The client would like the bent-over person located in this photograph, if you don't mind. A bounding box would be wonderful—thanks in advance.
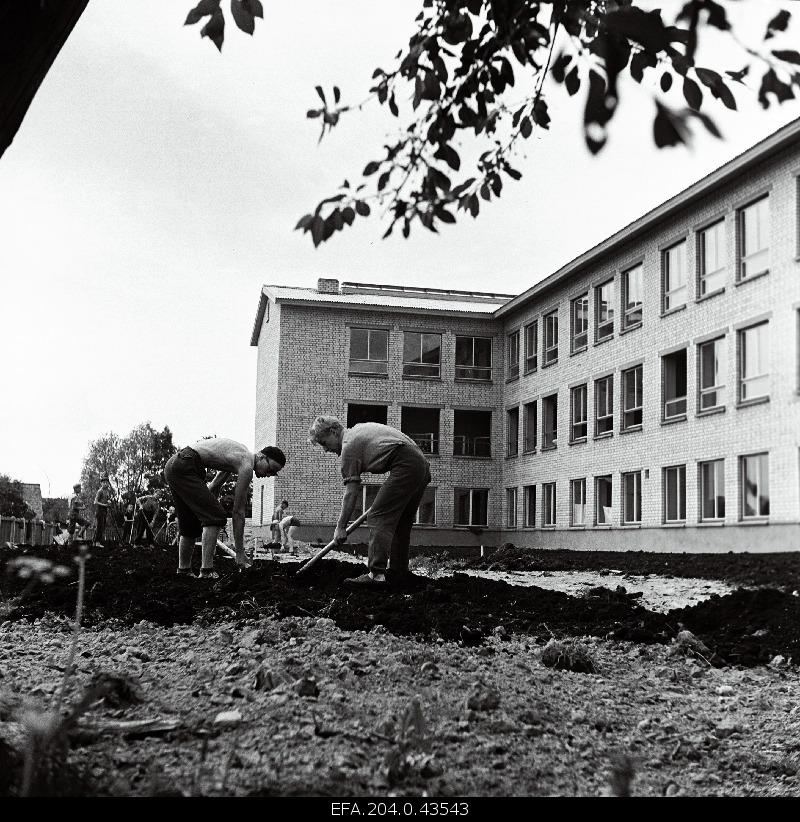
[164,437,285,579]
[93,477,113,547]
[308,416,431,588]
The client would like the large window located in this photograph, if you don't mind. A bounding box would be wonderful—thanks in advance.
[571,294,589,353]
[454,488,489,526]
[595,375,613,436]
[507,330,520,380]
[698,337,726,411]
[571,478,586,526]
[699,220,726,296]
[347,403,388,427]
[453,410,492,457]
[663,465,686,523]
[622,264,643,330]
[524,320,538,373]
[622,365,643,430]
[699,460,725,522]
[740,453,769,519]
[523,401,537,452]
[455,336,492,381]
[663,240,688,312]
[542,482,556,526]
[595,475,613,525]
[523,485,536,527]
[543,311,558,365]
[506,407,519,457]
[351,484,381,521]
[415,487,437,525]
[595,280,614,341]
[542,393,557,449]
[349,327,388,375]
[570,384,587,442]
[738,322,769,402]
[403,332,441,378]
[505,487,518,528]
[662,349,687,420]
[400,406,440,455]
[739,197,770,280]
[622,471,641,524]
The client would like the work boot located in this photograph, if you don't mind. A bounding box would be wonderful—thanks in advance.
[198,568,220,580]
[343,572,386,588]
[176,567,195,578]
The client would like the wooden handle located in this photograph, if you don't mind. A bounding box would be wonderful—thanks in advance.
[295,509,371,577]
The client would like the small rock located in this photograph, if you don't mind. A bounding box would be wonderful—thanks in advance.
[716,685,735,697]
[493,626,508,639]
[570,709,587,723]
[715,720,740,739]
[370,625,387,635]
[213,710,242,727]
[253,667,275,692]
[769,655,787,668]
[129,648,151,662]
[637,718,651,731]
[225,662,245,677]
[294,676,320,698]
[466,681,500,712]
[664,782,682,797]
[420,661,439,676]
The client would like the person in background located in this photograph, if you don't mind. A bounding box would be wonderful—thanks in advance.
[67,482,90,545]
[271,499,288,546]
[93,476,113,547]
[133,490,161,547]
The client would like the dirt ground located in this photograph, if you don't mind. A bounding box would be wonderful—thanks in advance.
[2,542,800,797]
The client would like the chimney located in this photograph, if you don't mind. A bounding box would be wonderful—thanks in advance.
[317,278,340,294]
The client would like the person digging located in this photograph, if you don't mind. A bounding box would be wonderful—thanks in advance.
[164,437,285,579]
[308,415,431,588]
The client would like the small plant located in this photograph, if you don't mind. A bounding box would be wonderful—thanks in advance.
[383,697,433,786]
[540,638,596,674]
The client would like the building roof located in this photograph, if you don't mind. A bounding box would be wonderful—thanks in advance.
[495,115,800,318]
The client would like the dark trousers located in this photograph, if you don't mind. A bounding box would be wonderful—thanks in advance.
[122,518,134,544]
[95,507,107,543]
[366,444,431,574]
[134,512,157,545]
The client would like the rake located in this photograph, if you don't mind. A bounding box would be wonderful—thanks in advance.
[295,508,371,577]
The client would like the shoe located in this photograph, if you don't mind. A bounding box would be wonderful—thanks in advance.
[176,567,195,578]
[343,573,386,588]
[198,568,220,580]
[94,542,104,548]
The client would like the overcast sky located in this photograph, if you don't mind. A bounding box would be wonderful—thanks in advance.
[2,1,800,498]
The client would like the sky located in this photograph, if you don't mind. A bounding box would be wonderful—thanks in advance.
[2,1,800,498]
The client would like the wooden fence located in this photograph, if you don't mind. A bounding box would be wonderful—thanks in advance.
[0,517,59,546]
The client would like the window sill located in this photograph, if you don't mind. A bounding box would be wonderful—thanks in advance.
[739,518,770,526]
[453,455,494,461]
[735,269,769,287]
[620,425,642,435]
[696,287,725,303]
[594,524,613,530]
[594,431,614,441]
[506,375,520,385]
[661,415,687,427]
[697,406,726,418]
[541,525,556,530]
[568,438,587,446]
[454,378,493,385]
[505,453,519,460]
[541,358,558,369]
[414,523,438,528]
[522,448,537,455]
[569,525,586,530]
[619,323,642,336]
[521,526,537,531]
[698,520,725,527]
[348,371,389,379]
[662,522,686,528]
[402,375,442,382]
[570,346,587,357]
[523,366,538,376]
[541,445,557,452]
[736,396,770,410]
[660,304,687,319]
[453,525,489,530]
[594,334,613,347]
[620,523,641,529]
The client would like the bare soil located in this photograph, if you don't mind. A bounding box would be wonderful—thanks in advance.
[2,543,800,797]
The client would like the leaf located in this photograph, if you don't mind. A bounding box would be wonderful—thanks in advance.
[772,50,800,66]
[341,207,355,226]
[230,0,254,35]
[682,77,703,110]
[388,93,398,117]
[306,109,321,118]
[660,72,673,92]
[377,171,391,192]
[551,52,571,84]
[294,214,313,231]
[244,0,263,19]
[726,65,749,84]
[468,195,479,217]
[315,86,326,104]
[433,144,461,171]
[200,8,225,51]
[435,206,456,224]
[653,102,688,148]
[602,7,672,53]
[565,66,580,96]
[363,161,380,176]
[310,216,325,247]
[520,116,532,138]
[504,165,522,181]
[185,0,220,26]
[690,110,722,139]
[765,9,790,40]
[334,86,341,104]
[355,201,371,217]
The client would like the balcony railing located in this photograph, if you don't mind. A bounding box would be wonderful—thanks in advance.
[453,435,491,458]
[405,432,439,454]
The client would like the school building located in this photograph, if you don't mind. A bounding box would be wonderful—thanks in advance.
[251,117,800,552]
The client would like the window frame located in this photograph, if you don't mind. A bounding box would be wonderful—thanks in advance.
[621,365,643,431]
[571,293,589,353]
[523,485,536,528]
[738,322,769,403]
[506,406,520,457]
[740,452,769,520]
[662,348,688,421]
[523,400,537,453]
[542,482,557,527]
[622,471,642,525]
[506,329,521,381]
[595,475,613,526]
[402,331,442,379]
[622,264,643,331]
[453,487,489,527]
[570,478,586,527]
[570,383,588,443]
[505,487,518,529]
[698,460,725,522]
[454,335,493,382]
[698,336,726,413]
[543,311,559,365]
[738,196,770,282]
[698,219,726,297]
[542,393,558,450]
[594,374,614,436]
[595,279,615,342]
[663,464,687,524]
[524,320,538,373]
[662,239,688,313]
[348,327,389,376]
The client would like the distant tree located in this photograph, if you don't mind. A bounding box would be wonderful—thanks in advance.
[0,474,35,519]
[42,497,69,524]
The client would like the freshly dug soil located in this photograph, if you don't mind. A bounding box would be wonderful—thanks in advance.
[2,544,800,667]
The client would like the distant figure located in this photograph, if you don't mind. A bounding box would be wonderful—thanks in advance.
[271,499,288,544]
[67,483,89,544]
[93,476,113,547]
[133,490,161,547]
[122,501,135,545]
[279,513,302,555]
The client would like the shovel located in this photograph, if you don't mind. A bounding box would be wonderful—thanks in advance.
[295,508,371,577]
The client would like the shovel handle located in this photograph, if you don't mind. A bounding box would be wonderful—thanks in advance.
[295,508,371,576]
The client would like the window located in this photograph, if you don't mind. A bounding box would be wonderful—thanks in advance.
[523,401,537,452]
[507,330,520,380]
[524,320,538,372]
[523,485,536,527]
[403,332,441,378]
[455,336,492,381]
[699,220,726,296]
[349,328,388,375]
[543,311,558,364]
[401,406,440,455]
[542,394,557,449]
[595,279,614,341]
[738,323,769,402]
[698,337,726,411]
[622,365,643,430]
[454,488,489,527]
[571,478,586,526]
[622,264,643,330]
[542,482,556,526]
[595,375,613,436]
[415,487,436,525]
[662,349,687,420]
[595,475,613,525]
[699,460,725,521]
[740,453,769,519]
[506,487,518,528]
[622,472,641,524]
[453,410,492,457]
[663,240,688,312]
[571,294,589,352]
[570,384,587,442]
[663,465,686,523]
[506,407,519,457]
[739,197,770,280]
[352,484,381,521]
[347,403,388,427]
